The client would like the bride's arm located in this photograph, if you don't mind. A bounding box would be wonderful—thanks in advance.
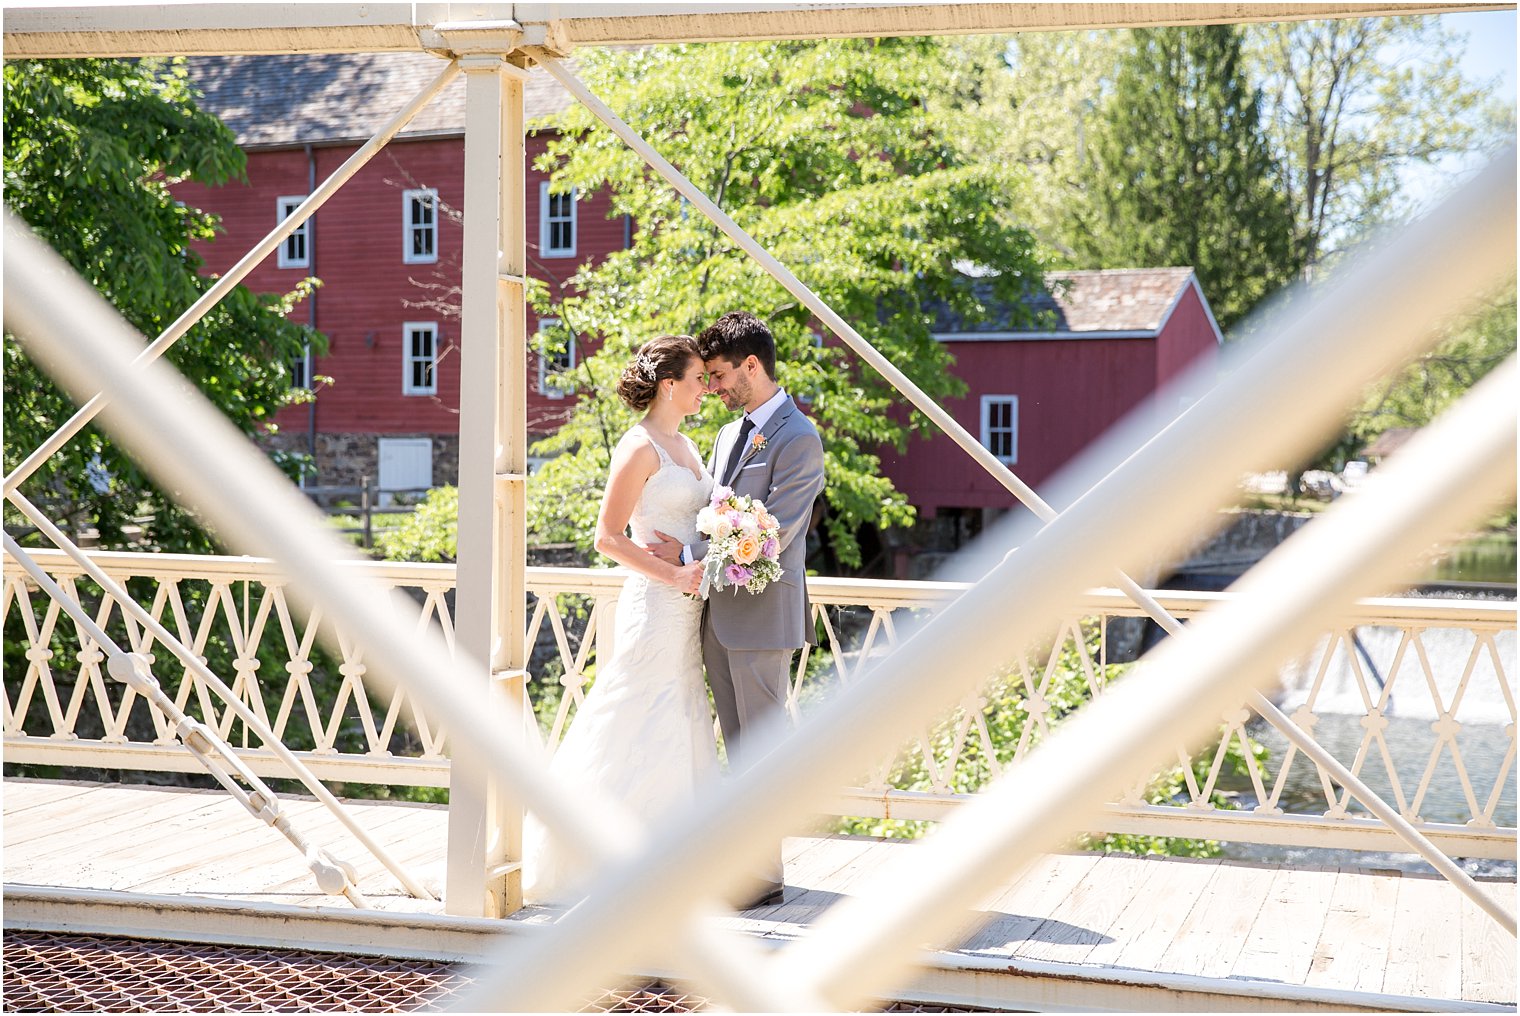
[595,435,702,592]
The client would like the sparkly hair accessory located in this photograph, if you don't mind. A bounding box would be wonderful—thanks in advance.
[635,353,658,380]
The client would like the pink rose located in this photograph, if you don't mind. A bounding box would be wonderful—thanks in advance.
[725,563,752,586]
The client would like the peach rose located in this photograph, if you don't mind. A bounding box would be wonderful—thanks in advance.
[733,534,761,565]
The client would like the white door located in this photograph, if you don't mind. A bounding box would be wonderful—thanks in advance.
[377,437,432,506]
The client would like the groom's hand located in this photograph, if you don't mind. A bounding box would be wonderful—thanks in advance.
[644,530,684,565]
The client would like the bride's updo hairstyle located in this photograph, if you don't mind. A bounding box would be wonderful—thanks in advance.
[616,334,700,411]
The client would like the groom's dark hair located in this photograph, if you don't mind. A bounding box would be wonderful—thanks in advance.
[698,311,776,380]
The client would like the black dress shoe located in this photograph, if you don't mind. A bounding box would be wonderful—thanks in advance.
[740,885,785,910]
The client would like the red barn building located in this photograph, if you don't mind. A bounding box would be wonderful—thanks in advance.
[886,268,1222,565]
[175,52,612,495]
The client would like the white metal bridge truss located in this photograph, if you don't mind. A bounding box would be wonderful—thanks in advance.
[2,3,1515,1011]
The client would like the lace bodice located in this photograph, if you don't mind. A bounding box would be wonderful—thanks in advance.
[628,433,712,546]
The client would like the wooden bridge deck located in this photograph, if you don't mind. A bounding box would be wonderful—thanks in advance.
[3,779,1513,1011]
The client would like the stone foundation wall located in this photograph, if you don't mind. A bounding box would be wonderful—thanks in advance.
[257,431,460,497]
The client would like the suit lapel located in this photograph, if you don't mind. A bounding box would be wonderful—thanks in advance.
[733,398,795,475]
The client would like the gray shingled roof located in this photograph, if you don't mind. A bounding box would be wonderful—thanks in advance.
[933,267,1199,336]
[186,52,575,148]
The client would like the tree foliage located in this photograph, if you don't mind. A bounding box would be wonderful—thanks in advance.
[835,618,1264,853]
[526,38,1046,568]
[1068,26,1302,331]
[982,31,1125,262]
[1347,279,1517,453]
[3,57,322,552]
[1246,16,1516,275]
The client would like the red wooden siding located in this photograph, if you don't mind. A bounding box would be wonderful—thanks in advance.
[1155,279,1221,391]
[173,133,621,441]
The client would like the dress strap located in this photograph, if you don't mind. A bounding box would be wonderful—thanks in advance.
[645,432,674,466]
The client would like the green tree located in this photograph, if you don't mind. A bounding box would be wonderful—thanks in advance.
[1069,26,1302,331]
[527,38,1046,569]
[3,57,323,553]
[1246,16,1515,276]
[970,31,1126,262]
[1347,279,1516,454]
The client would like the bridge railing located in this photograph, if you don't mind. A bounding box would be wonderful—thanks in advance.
[6,547,1512,858]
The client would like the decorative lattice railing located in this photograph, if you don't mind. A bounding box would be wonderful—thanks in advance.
[4,548,1514,856]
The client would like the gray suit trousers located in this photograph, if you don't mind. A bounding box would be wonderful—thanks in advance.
[703,618,791,889]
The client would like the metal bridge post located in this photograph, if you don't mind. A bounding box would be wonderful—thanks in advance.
[445,51,529,919]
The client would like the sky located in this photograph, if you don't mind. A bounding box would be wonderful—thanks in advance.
[1407,9,1518,207]
[1453,9,1517,96]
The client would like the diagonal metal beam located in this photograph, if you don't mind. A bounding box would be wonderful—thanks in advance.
[3,531,376,909]
[3,57,461,498]
[1,209,826,1013]
[533,51,1514,925]
[3,487,435,902]
[776,358,1519,1010]
[3,206,599,907]
[453,148,1515,1010]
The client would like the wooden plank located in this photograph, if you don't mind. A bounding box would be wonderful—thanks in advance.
[1460,879,1517,1004]
[959,851,1105,958]
[122,798,430,898]
[1014,852,1167,966]
[4,791,242,879]
[254,803,446,896]
[760,836,900,929]
[1382,872,1463,1000]
[1231,863,1338,986]
[1303,865,1396,994]
[267,819,453,910]
[4,782,223,851]
[1155,858,1280,979]
[1091,854,1220,972]
[0,778,108,817]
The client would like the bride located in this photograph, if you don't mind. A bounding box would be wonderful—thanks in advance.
[522,334,717,904]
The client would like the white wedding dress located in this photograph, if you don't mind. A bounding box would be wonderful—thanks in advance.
[521,433,718,905]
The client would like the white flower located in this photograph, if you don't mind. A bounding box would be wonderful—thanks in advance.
[737,512,757,532]
[697,506,719,535]
[712,515,734,540]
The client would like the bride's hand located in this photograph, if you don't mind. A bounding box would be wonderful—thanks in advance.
[673,561,703,595]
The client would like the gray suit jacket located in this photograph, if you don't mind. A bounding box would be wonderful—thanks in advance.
[698,396,826,650]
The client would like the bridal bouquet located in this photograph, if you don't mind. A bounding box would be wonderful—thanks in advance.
[695,485,782,598]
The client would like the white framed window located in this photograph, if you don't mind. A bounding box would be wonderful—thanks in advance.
[535,317,575,398]
[539,182,577,258]
[277,196,310,268]
[403,187,438,264]
[402,322,438,395]
[980,395,1018,465]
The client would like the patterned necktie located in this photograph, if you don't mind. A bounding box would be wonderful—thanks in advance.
[722,416,755,485]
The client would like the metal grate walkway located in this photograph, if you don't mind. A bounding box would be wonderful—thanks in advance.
[1,931,987,1013]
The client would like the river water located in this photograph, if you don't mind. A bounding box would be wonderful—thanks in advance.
[1219,619,1517,877]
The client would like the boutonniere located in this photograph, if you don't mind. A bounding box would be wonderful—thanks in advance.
[749,433,768,454]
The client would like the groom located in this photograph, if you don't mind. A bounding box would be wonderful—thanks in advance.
[649,310,826,910]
